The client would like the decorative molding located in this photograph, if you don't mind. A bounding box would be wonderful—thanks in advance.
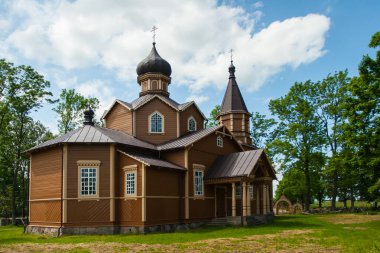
[122,165,138,171]
[192,163,206,169]
[148,110,165,134]
[77,160,101,166]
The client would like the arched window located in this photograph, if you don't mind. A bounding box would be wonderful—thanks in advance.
[188,116,197,132]
[216,135,223,147]
[149,111,164,133]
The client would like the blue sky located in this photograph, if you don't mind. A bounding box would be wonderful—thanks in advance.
[1,0,378,190]
[1,0,378,132]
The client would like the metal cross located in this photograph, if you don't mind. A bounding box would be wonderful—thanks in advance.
[151,26,158,43]
[229,49,234,62]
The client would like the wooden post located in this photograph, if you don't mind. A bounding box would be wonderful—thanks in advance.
[62,144,68,223]
[232,182,236,217]
[263,184,267,214]
[242,181,247,217]
[247,183,251,216]
[142,164,146,222]
[185,149,189,219]
[256,185,260,215]
[109,144,115,222]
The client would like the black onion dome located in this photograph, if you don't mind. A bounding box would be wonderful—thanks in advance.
[136,43,172,77]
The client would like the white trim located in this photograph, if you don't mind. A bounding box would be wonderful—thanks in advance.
[78,165,100,199]
[118,150,150,166]
[187,116,197,132]
[180,101,207,120]
[148,111,165,134]
[193,164,205,198]
[217,135,223,148]
[125,170,137,197]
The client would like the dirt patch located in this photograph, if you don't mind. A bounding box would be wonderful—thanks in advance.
[321,214,380,224]
[0,229,341,253]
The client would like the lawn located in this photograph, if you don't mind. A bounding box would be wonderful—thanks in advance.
[0,214,379,252]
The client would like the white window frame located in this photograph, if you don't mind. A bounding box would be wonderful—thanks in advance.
[249,184,253,199]
[193,164,205,198]
[148,111,164,134]
[217,135,223,147]
[123,165,138,197]
[77,160,101,199]
[236,185,241,198]
[187,116,197,132]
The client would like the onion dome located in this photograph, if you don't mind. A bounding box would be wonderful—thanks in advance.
[136,42,172,77]
[83,106,95,126]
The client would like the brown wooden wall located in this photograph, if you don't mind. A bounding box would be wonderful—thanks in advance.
[105,103,132,134]
[30,146,62,225]
[162,150,185,167]
[116,153,143,226]
[180,104,204,136]
[146,166,185,225]
[66,144,111,225]
[135,98,177,144]
[187,133,242,220]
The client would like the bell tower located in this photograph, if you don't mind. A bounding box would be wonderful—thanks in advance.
[217,60,252,145]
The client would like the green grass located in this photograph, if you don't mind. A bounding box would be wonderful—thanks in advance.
[0,214,379,252]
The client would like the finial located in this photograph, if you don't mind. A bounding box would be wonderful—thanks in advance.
[151,25,158,44]
[229,48,234,62]
[83,106,95,126]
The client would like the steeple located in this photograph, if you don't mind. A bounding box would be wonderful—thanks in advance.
[217,60,252,145]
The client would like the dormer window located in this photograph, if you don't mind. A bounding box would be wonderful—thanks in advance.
[188,116,197,132]
[217,136,223,147]
[149,111,164,133]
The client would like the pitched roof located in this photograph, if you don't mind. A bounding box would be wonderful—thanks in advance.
[26,125,156,153]
[219,61,249,115]
[102,95,206,119]
[117,150,185,171]
[205,149,276,180]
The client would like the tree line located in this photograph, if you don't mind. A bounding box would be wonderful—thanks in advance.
[0,60,99,224]
[208,32,379,211]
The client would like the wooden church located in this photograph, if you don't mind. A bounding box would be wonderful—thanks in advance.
[26,42,276,235]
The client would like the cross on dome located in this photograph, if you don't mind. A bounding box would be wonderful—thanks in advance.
[151,25,158,43]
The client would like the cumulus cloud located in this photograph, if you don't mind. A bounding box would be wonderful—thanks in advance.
[186,95,209,105]
[1,0,330,98]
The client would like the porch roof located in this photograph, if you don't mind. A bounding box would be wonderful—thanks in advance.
[205,149,276,180]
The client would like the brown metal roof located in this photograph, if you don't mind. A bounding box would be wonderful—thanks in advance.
[117,150,185,171]
[157,125,222,150]
[27,125,156,153]
[205,149,275,180]
[219,61,249,115]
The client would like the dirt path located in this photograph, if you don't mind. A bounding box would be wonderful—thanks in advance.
[320,214,380,224]
[0,229,341,253]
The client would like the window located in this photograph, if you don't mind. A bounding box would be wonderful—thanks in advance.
[194,170,204,196]
[217,136,223,147]
[236,185,241,198]
[188,116,197,132]
[149,111,164,133]
[77,160,100,198]
[249,184,253,199]
[125,171,136,196]
[80,168,97,196]
[123,165,137,197]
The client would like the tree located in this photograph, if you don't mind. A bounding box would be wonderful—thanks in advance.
[269,81,326,211]
[206,105,221,127]
[341,31,380,207]
[313,70,351,210]
[0,59,53,223]
[250,112,276,149]
[53,89,99,134]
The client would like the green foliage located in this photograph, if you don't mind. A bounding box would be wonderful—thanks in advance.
[250,112,276,149]
[53,89,99,134]
[275,169,305,203]
[206,105,221,127]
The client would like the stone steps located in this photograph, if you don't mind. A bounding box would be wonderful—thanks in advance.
[207,217,227,226]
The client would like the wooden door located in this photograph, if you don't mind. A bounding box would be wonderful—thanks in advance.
[216,187,226,217]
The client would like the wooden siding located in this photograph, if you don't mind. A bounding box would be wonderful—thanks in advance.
[134,98,177,144]
[161,150,185,167]
[105,103,132,134]
[66,144,111,224]
[30,147,62,200]
[116,153,143,226]
[146,166,185,224]
[187,133,242,220]
[30,200,61,224]
[180,104,204,136]
[30,147,62,225]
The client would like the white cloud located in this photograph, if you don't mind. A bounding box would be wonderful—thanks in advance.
[2,0,330,99]
[253,1,264,9]
[186,95,209,105]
